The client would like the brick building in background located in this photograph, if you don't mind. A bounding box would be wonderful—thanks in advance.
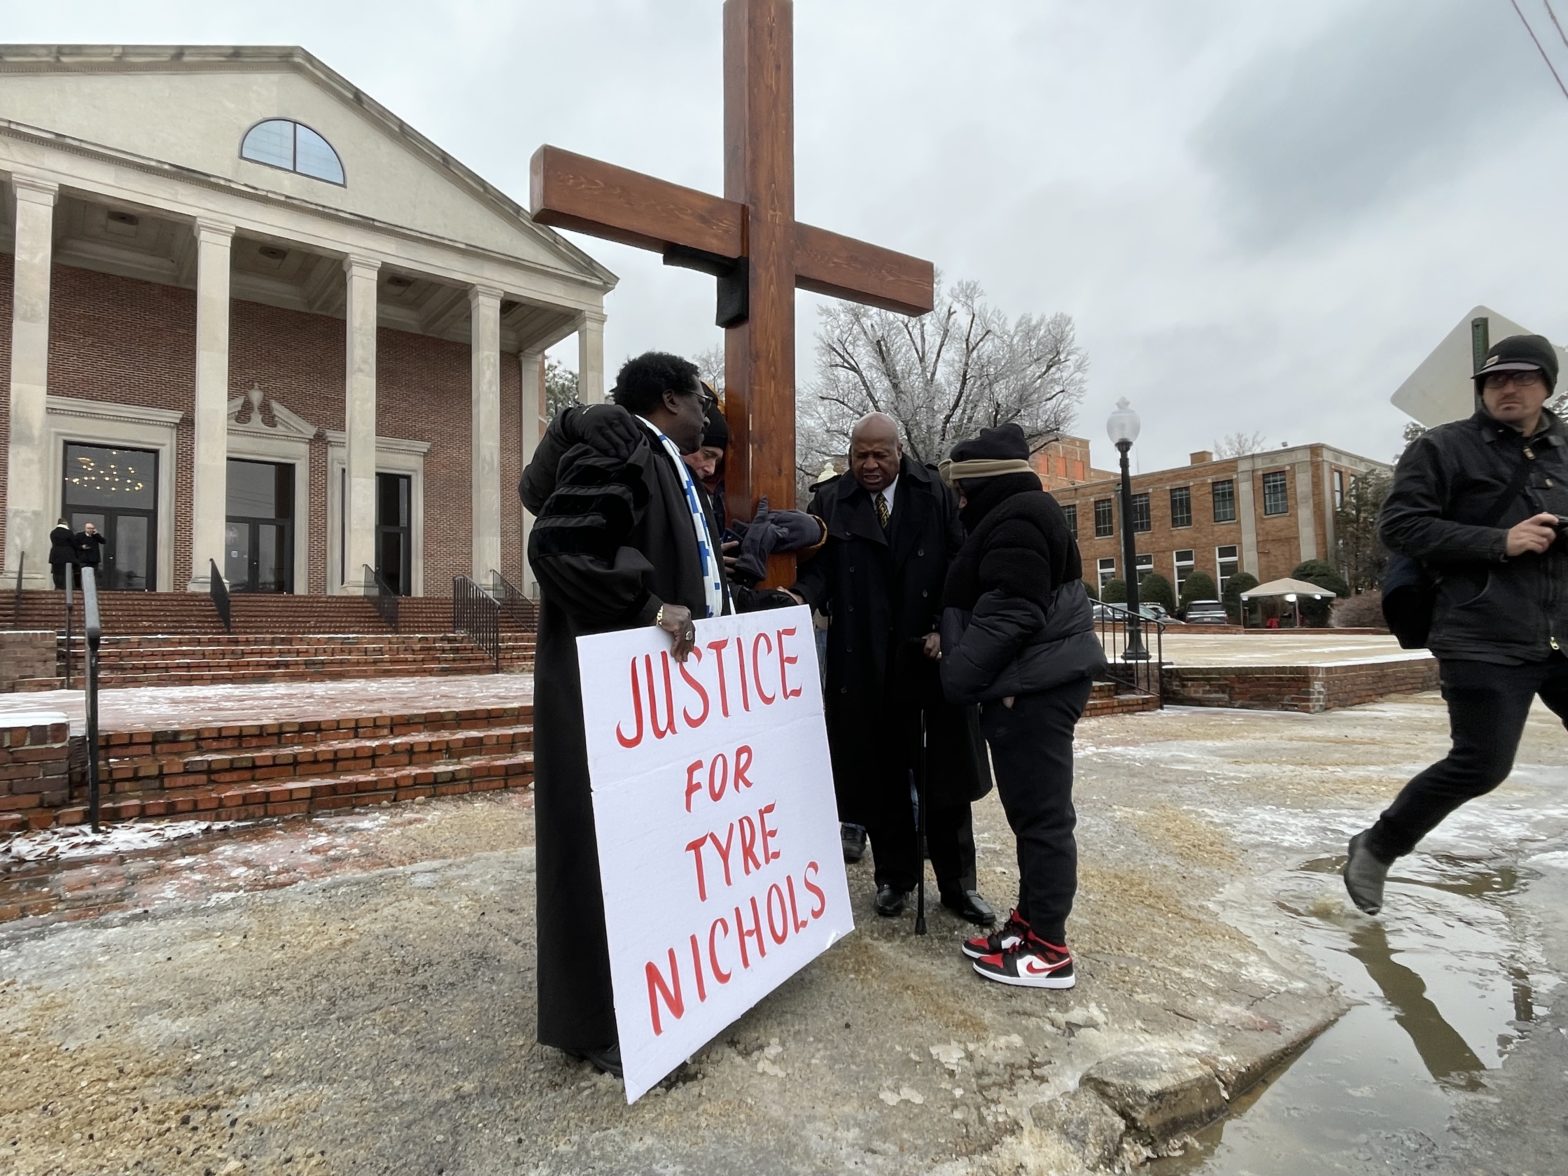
[1034,436,1390,598]
[1,45,615,597]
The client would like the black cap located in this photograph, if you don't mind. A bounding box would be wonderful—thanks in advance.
[1475,334,1559,392]
[701,406,729,450]
[949,422,1030,464]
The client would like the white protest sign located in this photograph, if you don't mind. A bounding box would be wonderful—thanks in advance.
[577,604,853,1103]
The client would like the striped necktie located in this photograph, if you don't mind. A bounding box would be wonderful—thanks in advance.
[875,492,890,530]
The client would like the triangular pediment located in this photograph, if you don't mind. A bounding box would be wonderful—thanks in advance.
[0,46,613,286]
[229,387,316,440]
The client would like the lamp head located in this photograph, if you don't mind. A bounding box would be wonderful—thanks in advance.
[1106,397,1141,448]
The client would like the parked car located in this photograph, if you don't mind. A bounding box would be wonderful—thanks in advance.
[1183,599,1229,625]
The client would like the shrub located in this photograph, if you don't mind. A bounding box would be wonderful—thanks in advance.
[1178,571,1218,615]
[1083,577,1099,600]
[1291,559,1349,627]
[1139,572,1176,613]
[1102,578,1127,603]
[1332,590,1389,630]
[1223,572,1259,622]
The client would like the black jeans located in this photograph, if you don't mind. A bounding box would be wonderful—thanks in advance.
[979,676,1093,945]
[1369,654,1568,859]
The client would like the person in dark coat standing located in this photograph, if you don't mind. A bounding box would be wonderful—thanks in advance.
[790,412,995,925]
[49,519,77,590]
[938,424,1106,989]
[74,522,106,584]
[521,351,725,1079]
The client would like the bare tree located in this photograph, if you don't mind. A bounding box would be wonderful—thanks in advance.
[544,358,579,416]
[692,344,725,396]
[796,277,1089,474]
[1212,431,1268,458]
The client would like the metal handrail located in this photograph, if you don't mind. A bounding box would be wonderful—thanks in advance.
[364,564,400,631]
[453,575,501,671]
[81,566,104,832]
[488,569,535,626]
[63,570,75,690]
[208,559,232,634]
[1093,601,1167,705]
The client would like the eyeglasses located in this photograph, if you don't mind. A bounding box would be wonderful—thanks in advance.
[696,388,718,412]
[1482,370,1545,390]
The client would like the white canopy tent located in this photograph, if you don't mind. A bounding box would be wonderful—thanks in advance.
[1239,577,1337,628]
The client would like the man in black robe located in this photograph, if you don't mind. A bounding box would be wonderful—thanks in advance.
[790,412,995,925]
[521,351,723,1078]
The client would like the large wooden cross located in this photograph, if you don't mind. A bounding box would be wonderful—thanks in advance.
[530,0,934,569]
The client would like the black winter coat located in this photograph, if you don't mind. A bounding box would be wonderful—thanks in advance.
[939,487,1105,704]
[1380,408,1568,664]
[74,530,105,567]
[49,525,76,568]
[794,458,991,807]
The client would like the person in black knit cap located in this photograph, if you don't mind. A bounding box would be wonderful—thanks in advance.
[938,423,1105,988]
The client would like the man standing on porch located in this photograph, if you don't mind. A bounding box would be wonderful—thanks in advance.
[521,351,725,1079]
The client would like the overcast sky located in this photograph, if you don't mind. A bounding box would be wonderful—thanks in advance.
[7,0,1568,471]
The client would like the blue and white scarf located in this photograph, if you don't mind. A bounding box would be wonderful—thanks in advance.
[636,416,727,619]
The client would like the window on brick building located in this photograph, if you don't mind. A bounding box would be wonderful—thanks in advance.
[1098,557,1116,590]
[1170,486,1192,528]
[1213,479,1237,523]
[1094,498,1114,537]
[1174,549,1194,598]
[1333,469,1346,509]
[1217,544,1239,591]
[1062,504,1077,535]
[1262,470,1289,515]
[1134,554,1153,587]
[1131,492,1151,533]
[241,119,346,185]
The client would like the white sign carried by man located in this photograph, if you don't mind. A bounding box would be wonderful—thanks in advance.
[577,604,853,1102]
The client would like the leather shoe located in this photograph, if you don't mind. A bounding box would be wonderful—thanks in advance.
[874,883,910,917]
[940,889,996,926]
[564,1042,623,1078]
[840,822,867,864]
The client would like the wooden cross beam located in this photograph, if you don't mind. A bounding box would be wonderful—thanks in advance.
[530,0,934,566]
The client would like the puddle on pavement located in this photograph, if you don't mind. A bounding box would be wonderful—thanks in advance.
[1151,852,1540,1175]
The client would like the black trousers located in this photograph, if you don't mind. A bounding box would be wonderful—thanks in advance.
[865,791,977,898]
[1369,654,1568,859]
[978,677,1092,945]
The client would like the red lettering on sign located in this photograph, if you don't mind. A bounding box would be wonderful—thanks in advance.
[777,626,803,699]
[803,860,826,919]
[615,658,644,748]
[678,645,711,728]
[757,801,779,864]
[646,947,683,1037]
[751,631,776,704]
[684,833,711,901]
[705,638,733,717]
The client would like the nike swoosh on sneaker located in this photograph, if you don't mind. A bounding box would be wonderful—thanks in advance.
[1023,956,1069,976]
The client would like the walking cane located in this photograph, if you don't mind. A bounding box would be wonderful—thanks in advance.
[914,707,928,935]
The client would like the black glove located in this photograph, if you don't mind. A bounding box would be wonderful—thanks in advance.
[732,499,774,586]
[766,509,824,552]
[560,403,642,461]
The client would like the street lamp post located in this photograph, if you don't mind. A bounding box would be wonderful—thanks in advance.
[1106,398,1149,661]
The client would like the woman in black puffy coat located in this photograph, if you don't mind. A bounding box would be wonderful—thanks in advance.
[938,424,1105,989]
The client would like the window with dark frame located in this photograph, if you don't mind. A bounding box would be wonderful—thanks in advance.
[1063,504,1077,535]
[1217,544,1239,591]
[1097,556,1116,588]
[1094,498,1114,537]
[1334,469,1346,509]
[1262,470,1289,515]
[1170,486,1192,528]
[1174,549,1194,597]
[1131,492,1151,533]
[1213,479,1237,523]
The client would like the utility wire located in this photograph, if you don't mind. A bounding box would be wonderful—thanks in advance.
[1544,0,1568,50]
[1509,0,1568,102]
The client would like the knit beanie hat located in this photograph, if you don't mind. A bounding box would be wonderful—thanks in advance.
[1474,334,1559,393]
[702,405,730,450]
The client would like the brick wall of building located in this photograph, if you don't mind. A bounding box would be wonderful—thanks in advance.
[2,255,527,595]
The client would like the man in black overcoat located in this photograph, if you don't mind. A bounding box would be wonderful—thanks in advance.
[791,413,995,925]
[521,351,725,1079]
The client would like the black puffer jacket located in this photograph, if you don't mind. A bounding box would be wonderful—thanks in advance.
[939,476,1106,704]
[1380,408,1568,665]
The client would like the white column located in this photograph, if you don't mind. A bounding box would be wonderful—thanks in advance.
[187,219,235,591]
[518,349,546,595]
[1236,456,1260,575]
[342,255,380,594]
[469,285,503,582]
[577,309,606,404]
[3,176,59,589]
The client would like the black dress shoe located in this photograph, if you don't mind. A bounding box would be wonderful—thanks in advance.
[874,883,910,917]
[940,889,996,926]
[564,1042,623,1078]
[840,823,868,863]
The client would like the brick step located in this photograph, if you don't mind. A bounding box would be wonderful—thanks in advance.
[8,752,535,832]
[89,662,504,689]
[106,724,534,792]
[64,641,516,663]
[64,633,536,652]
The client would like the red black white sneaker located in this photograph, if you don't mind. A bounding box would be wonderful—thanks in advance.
[961,910,1030,960]
[972,933,1075,989]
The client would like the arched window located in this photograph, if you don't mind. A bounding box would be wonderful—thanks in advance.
[240,119,345,185]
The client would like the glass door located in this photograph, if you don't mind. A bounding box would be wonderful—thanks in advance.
[225,459,294,592]
[62,444,159,591]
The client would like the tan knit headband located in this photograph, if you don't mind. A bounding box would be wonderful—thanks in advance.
[937,457,1036,486]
